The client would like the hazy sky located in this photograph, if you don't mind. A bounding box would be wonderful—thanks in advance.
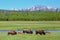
[0,0,60,9]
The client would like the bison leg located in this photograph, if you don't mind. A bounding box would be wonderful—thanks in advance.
[31,31,33,34]
[39,33,42,35]
[23,31,25,33]
[27,31,33,34]
[8,33,11,35]
[36,32,39,34]
[42,32,46,35]
[23,31,26,33]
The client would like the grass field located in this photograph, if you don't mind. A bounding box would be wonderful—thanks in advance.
[0,21,60,40]
[0,32,60,40]
[0,21,60,30]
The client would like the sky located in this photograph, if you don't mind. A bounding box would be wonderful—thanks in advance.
[0,0,60,10]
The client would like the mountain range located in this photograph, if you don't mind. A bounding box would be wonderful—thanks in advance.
[9,5,60,12]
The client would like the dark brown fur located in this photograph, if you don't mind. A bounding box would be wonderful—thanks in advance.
[8,30,17,35]
[23,29,33,34]
[35,30,46,35]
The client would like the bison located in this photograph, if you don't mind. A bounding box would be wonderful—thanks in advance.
[35,30,46,35]
[8,30,17,35]
[23,29,33,34]
[18,32,23,34]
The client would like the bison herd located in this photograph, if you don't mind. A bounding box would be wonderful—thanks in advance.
[8,29,50,35]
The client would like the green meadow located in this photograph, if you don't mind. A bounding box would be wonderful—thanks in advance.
[0,21,60,40]
[0,21,60,30]
[0,32,60,40]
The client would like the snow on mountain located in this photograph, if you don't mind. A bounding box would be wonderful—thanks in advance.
[8,5,60,12]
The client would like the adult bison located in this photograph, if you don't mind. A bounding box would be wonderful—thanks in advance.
[8,30,17,35]
[23,29,33,34]
[35,29,46,35]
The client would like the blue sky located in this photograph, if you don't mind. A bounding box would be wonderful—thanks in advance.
[0,0,60,10]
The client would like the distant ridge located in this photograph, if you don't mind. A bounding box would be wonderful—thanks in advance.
[22,5,60,12]
[0,5,60,12]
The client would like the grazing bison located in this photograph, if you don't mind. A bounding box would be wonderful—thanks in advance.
[35,30,46,35]
[23,29,33,34]
[8,30,17,35]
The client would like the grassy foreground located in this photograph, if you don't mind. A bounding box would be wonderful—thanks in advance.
[0,21,60,30]
[0,32,60,40]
